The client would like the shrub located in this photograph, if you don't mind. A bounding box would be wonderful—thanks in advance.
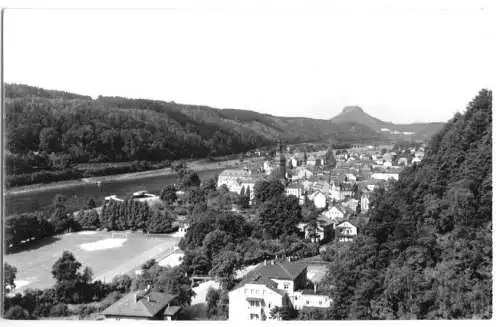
[4,305,31,320]
[49,303,69,317]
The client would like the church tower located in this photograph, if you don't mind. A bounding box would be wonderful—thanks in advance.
[325,144,336,169]
[276,139,282,159]
[279,140,286,180]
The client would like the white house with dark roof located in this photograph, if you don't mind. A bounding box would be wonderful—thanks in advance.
[323,206,345,221]
[335,221,358,242]
[228,261,332,321]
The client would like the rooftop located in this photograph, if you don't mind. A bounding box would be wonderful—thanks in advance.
[233,261,307,293]
[102,291,177,318]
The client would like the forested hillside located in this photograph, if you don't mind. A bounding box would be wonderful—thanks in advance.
[4,83,388,187]
[321,89,492,319]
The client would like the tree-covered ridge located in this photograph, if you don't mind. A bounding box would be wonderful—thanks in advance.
[321,89,492,319]
[5,90,270,164]
[4,83,391,172]
[6,84,92,100]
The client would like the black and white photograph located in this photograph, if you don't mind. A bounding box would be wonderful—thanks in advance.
[0,0,495,322]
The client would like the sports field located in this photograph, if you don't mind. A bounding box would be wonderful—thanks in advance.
[5,231,181,292]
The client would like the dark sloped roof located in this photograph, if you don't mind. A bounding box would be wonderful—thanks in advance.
[232,262,306,295]
[259,262,306,280]
[102,291,177,318]
[238,262,306,285]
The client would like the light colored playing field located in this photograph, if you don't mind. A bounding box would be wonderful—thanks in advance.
[5,231,181,292]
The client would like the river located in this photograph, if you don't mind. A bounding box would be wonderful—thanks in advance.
[4,168,223,216]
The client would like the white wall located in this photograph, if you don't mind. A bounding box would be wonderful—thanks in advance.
[228,284,284,321]
[292,292,333,310]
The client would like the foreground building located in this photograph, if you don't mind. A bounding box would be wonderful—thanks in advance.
[102,288,181,321]
[228,261,332,321]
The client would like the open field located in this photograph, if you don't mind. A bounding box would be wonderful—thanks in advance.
[5,231,181,292]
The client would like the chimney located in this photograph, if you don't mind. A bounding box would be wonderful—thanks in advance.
[314,283,317,294]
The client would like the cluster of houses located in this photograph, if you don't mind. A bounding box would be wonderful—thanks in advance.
[217,142,426,247]
[98,142,426,321]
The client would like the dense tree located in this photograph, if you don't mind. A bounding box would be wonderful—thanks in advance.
[76,209,100,230]
[160,184,178,206]
[4,305,31,320]
[5,213,54,250]
[253,180,285,205]
[321,89,492,320]
[181,172,201,189]
[209,250,241,279]
[270,302,298,320]
[202,230,232,261]
[51,251,82,284]
[4,263,17,293]
[258,195,301,238]
[146,210,175,233]
[181,249,211,276]
[206,287,221,318]
[111,274,133,294]
[50,207,71,234]
[202,178,217,194]
[86,197,97,209]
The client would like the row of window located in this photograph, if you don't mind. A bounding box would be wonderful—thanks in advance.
[244,288,266,295]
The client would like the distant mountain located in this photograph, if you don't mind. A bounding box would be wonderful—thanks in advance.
[330,106,444,141]
[179,105,389,145]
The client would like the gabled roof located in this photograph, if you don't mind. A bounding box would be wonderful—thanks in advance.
[102,291,177,318]
[309,190,327,198]
[336,220,357,229]
[232,261,307,294]
[255,262,306,280]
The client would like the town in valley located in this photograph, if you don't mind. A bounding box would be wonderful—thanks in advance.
[2,4,493,322]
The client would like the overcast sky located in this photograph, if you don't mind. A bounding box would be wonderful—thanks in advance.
[3,2,495,123]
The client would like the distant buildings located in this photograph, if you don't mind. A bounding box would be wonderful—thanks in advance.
[360,193,370,213]
[104,195,124,203]
[131,191,162,206]
[335,221,358,243]
[217,168,260,200]
[307,191,327,210]
[370,173,399,181]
